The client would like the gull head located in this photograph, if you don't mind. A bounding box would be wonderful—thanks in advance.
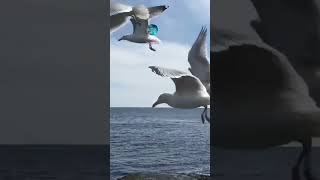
[118,35,131,41]
[152,93,172,108]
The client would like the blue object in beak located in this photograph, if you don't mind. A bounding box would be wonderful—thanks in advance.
[148,24,159,35]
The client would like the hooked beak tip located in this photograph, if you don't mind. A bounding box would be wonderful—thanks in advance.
[152,102,158,108]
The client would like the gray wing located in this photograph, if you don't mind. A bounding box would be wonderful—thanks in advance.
[131,17,148,36]
[110,3,150,34]
[110,1,131,15]
[110,3,166,34]
[110,2,132,33]
[149,66,207,95]
[110,12,131,34]
[188,27,210,91]
[148,5,169,19]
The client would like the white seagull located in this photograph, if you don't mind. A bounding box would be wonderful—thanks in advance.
[212,27,320,180]
[188,27,210,94]
[118,17,161,51]
[110,1,169,34]
[149,66,210,123]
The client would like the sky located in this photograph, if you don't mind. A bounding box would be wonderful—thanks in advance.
[110,0,210,107]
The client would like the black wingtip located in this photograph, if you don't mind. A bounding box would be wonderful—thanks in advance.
[148,66,157,72]
[201,26,207,34]
[196,26,207,41]
[163,5,169,10]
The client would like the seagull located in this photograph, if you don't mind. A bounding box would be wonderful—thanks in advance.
[118,17,161,51]
[188,27,210,94]
[212,27,320,180]
[110,1,169,34]
[149,66,210,123]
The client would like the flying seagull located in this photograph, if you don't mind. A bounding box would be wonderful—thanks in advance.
[110,1,169,34]
[188,27,210,94]
[149,66,210,123]
[212,27,320,180]
[118,17,161,51]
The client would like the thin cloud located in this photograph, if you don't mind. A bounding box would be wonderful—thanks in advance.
[185,0,210,23]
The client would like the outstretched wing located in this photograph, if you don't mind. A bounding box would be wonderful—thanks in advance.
[110,2,167,34]
[110,1,131,15]
[110,12,131,34]
[110,3,150,34]
[130,17,149,36]
[148,5,169,19]
[149,66,207,96]
[110,2,132,33]
[188,27,210,92]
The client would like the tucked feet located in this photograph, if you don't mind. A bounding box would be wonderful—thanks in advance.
[149,43,156,51]
[205,108,210,123]
[201,106,208,124]
[201,111,205,124]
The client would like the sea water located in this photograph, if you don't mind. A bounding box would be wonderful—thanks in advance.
[110,108,210,179]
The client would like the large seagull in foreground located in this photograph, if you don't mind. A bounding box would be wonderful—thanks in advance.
[212,26,320,180]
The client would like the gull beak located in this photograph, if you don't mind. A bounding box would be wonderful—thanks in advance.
[152,101,160,108]
[118,37,123,41]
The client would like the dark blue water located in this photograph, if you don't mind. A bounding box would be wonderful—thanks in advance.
[110,108,210,179]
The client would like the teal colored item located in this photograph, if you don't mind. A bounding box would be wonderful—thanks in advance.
[148,24,159,35]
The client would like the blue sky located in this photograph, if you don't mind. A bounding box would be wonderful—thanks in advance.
[110,0,210,107]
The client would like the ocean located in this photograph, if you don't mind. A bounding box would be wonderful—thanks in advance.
[110,107,210,179]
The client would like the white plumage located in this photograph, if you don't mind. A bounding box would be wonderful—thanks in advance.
[110,1,169,34]
[149,66,210,123]
[188,27,210,94]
